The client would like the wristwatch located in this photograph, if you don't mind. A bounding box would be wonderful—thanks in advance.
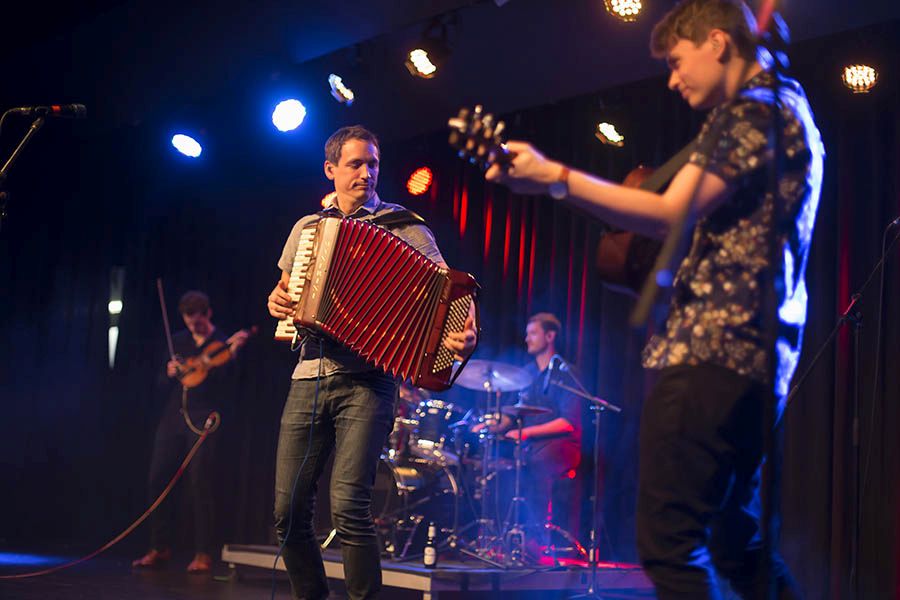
[548,165,570,200]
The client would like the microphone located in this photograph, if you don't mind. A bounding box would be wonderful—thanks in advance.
[8,104,87,118]
[542,354,560,394]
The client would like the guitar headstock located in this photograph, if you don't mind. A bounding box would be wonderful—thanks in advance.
[448,105,512,171]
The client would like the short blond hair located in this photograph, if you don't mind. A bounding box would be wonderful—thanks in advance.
[528,312,562,341]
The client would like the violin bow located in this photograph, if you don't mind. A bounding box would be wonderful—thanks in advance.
[156,278,177,361]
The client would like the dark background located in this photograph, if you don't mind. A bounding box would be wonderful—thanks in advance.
[1,1,899,597]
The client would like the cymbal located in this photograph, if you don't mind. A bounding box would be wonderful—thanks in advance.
[454,359,533,392]
[501,403,551,417]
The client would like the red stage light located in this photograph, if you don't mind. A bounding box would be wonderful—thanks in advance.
[566,469,577,479]
[407,167,433,196]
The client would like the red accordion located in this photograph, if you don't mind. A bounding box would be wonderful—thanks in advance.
[275,216,479,391]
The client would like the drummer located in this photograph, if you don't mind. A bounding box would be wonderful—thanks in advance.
[474,312,582,530]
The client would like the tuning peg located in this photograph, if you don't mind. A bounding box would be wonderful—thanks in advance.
[493,120,506,141]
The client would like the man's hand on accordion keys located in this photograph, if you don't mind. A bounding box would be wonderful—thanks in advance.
[267,276,295,320]
[443,309,477,362]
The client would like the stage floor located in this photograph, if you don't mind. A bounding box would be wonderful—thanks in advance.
[0,545,654,599]
[222,543,654,599]
[0,549,296,600]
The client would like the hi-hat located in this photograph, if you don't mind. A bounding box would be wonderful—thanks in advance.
[501,402,552,417]
[454,359,533,392]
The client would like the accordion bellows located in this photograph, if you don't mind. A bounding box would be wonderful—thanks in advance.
[275,216,479,391]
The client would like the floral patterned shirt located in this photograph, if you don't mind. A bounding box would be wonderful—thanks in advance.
[642,70,825,401]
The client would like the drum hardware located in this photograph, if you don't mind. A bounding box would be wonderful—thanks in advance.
[373,358,602,569]
[446,360,534,567]
[452,359,533,393]
[501,411,529,566]
[409,399,463,466]
[546,357,621,598]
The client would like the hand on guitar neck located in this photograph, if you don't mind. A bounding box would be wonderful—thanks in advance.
[448,105,564,196]
[448,105,670,296]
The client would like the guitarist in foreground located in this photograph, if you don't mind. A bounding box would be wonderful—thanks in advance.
[483,1,823,597]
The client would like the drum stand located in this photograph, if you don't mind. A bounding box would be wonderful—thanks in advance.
[450,387,510,568]
[501,414,527,566]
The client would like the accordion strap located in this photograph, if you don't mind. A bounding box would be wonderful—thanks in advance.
[316,209,428,231]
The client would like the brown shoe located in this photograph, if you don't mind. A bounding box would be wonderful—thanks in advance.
[132,548,172,568]
[186,552,212,573]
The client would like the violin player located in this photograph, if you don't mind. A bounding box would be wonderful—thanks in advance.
[132,290,249,573]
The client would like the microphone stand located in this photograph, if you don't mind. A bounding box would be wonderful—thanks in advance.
[785,222,900,599]
[551,360,620,600]
[0,115,45,232]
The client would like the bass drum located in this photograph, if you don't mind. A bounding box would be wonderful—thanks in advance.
[373,456,459,558]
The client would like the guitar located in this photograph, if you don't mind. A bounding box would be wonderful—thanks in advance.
[448,105,672,296]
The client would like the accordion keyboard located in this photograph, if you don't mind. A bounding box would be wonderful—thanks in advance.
[274,225,317,341]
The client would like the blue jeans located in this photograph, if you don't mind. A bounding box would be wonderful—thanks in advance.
[274,371,396,600]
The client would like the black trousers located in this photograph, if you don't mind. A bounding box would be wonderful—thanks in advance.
[146,404,219,555]
[636,364,800,599]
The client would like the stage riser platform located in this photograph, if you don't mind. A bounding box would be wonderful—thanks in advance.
[222,544,654,599]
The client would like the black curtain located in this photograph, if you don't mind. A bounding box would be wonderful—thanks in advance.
[1,20,898,599]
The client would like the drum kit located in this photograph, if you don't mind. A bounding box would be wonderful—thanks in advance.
[358,359,588,567]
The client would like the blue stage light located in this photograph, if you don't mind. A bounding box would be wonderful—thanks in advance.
[272,99,307,132]
[171,134,202,158]
[0,552,65,566]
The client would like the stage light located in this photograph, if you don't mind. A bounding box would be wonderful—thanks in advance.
[406,48,439,78]
[604,0,642,22]
[272,99,307,132]
[321,191,337,208]
[171,134,202,158]
[109,266,125,369]
[842,64,878,93]
[328,74,355,105]
[406,167,433,196]
[108,326,119,369]
[595,122,625,147]
[405,20,451,80]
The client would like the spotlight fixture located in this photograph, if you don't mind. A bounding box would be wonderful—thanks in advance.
[406,167,433,196]
[405,18,452,79]
[405,47,440,79]
[595,122,625,147]
[171,134,202,157]
[272,99,307,132]
[108,266,125,370]
[604,0,642,22]
[328,74,355,105]
[842,64,878,93]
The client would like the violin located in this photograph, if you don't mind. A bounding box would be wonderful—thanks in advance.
[176,326,257,388]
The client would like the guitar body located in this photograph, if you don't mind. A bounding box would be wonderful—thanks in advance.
[596,166,662,297]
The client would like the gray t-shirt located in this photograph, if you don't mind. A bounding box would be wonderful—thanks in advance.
[277,194,447,380]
